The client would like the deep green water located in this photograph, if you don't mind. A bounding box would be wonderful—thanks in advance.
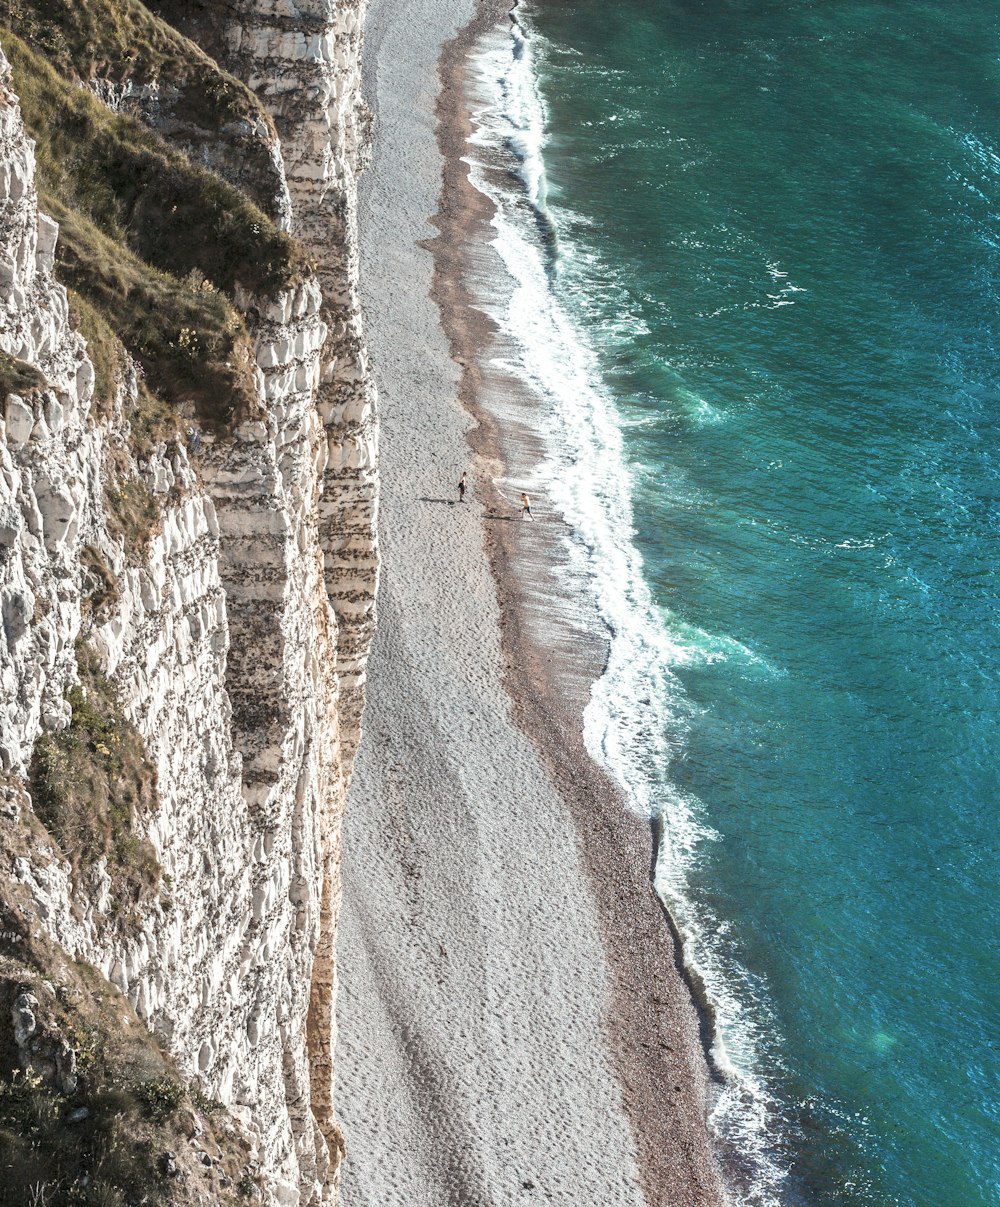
[499,1,1000,1202]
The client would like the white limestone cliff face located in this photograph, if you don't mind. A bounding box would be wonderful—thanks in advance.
[0,2,377,1198]
[0,56,98,772]
[221,0,379,764]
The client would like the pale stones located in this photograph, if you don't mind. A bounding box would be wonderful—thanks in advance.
[266,291,295,325]
[4,396,33,445]
[198,1041,215,1073]
[75,357,95,404]
[35,213,58,276]
[257,339,291,369]
[34,479,78,551]
[40,695,71,731]
[0,499,20,550]
[41,392,63,434]
[1,586,32,647]
[12,991,37,1049]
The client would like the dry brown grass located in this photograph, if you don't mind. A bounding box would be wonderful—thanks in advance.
[0,0,285,220]
[2,29,309,428]
[0,352,46,401]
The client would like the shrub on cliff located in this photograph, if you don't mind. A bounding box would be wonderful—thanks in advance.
[0,937,253,1205]
[46,193,259,428]
[0,352,46,401]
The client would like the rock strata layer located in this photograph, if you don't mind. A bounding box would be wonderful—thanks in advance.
[0,0,376,1200]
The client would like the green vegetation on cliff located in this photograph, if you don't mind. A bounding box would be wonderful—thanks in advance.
[0,351,46,401]
[0,0,285,221]
[29,643,162,924]
[0,755,258,1206]
[4,31,303,299]
[2,28,309,426]
[45,191,258,428]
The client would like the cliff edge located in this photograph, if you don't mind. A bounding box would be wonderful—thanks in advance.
[0,1,376,1203]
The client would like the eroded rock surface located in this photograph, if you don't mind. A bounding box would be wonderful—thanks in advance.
[0,0,377,1198]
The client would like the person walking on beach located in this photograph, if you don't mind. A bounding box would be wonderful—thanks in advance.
[458,472,467,502]
[520,492,533,519]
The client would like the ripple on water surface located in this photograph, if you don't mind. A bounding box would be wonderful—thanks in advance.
[473,1,1000,1202]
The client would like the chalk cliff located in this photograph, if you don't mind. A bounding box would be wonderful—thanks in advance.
[0,1,376,1203]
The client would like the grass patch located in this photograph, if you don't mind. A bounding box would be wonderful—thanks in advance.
[104,474,159,559]
[0,1066,170,1207]
[46,196,259,428]
[3,31,303,299]
[191,1085,225,1118]
[133,1075,184,1122]
[60,292,164,558]
[129,385,176,458]
[66,288,183,454]
[0,351,45,401]
[28,644,161,923]
[65,291,124,414]
[0,0,285,219]
[0,782,254,1204]
[79,545,119,615]
[1,29,309,428]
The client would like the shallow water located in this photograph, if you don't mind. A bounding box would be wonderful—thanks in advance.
[467,1,1000,1203]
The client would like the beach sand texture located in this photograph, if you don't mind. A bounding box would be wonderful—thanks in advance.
[334,1,724,1204]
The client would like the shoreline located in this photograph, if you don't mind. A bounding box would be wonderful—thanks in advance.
[334,0,725,1202]
[427,5,726,1206]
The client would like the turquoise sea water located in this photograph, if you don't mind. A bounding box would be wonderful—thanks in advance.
[475,1,1000,1202]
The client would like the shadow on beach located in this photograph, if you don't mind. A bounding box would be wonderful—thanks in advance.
[418,497,520,522]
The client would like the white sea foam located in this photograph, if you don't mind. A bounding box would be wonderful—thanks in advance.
[466,7,790,1204]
